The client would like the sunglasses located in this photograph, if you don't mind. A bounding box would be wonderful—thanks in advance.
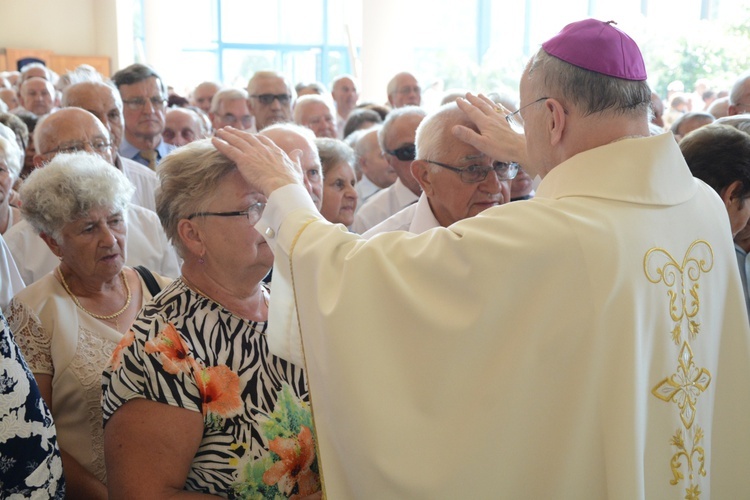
[384,143,416,162]
[250,93,292,106]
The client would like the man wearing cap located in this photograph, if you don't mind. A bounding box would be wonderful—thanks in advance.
[212,19,750,498]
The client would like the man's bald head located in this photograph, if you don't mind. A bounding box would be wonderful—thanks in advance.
[260,123,322,209]
[34,107,113,166]
[63,81,124,150]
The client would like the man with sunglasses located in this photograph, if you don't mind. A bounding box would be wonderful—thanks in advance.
[111,64,175,170]
[363,102,514,237]
[246,71,294,132]
[351,106,426,233]
[213,19,750,498]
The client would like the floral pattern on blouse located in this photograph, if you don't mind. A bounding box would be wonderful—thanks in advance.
[102,279,320,498]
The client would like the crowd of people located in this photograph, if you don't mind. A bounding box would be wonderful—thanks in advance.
[2,17,750,498]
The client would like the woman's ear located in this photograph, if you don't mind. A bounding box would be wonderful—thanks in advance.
[39,232,62,258]
[177,219,205,259]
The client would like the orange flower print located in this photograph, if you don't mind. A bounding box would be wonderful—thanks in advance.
[109,329,135,370]
[263,425,319,498]
[144,323,194,374]
[195,364,243,420]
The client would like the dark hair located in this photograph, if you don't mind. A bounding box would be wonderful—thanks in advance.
[343,108,382,139]
[355,102,390,121]
[680,124,750,200]
[111,63,167,95]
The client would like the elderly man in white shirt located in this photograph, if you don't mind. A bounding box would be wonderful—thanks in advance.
[5,107,179,284]
[364,102,514,237]
[351,126,397,207]
[63,80,159,211]
[351,106,426,233]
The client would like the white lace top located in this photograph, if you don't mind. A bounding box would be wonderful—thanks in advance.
[7,271,171,483]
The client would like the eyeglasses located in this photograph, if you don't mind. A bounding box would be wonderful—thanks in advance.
[384,143,416,162]
[425,159,519,183]
[505,97,551,132]
[42,138,112,156]
[122,96,168,110]
[186,202,266,226]
[397,85,421,95]
[249,94,291,106]
[219,113,253,128]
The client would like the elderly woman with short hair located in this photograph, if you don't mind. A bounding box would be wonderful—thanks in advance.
[7,152,171,499]
[0,133,22,234]
[315,137,358,227]
[102,139,320,499]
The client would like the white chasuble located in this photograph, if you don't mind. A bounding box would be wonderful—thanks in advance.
[258,133,750,499]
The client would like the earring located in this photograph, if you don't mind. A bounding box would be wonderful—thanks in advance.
[198,257,205,264]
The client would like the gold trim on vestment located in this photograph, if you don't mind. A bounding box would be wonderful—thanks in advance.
[289,217,328,499]
[645,240,713,499]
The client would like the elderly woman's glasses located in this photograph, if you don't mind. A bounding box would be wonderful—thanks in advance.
[384,143,416,162]
[42,138,112,156]
[425,160,519,183]
[186,202,266,226]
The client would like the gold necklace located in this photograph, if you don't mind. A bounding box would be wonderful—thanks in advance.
[57,266,132,330]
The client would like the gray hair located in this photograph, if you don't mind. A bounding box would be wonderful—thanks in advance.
[20,152,134,240]
[56,65,103,92]
[156,139,239,256]
[315,138,355,178]
[350,126,382,177]
[295,81,327,95]
[262,121,318,145]
[715,114,750,136]
[111,63,167,96]
[19,62,52,83]
[415,102,469,164]
[293,94,335,123]
[0,134,21,180]
[209,88,249,114]
[527,49,652,117]
[377,105,427,153]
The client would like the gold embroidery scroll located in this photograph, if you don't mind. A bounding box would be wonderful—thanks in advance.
[644,240,713,500]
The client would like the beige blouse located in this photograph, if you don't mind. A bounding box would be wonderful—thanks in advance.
[8,270,172,483]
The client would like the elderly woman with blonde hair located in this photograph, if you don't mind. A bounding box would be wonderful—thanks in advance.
[102,139,320,499]
[7,151,171,498]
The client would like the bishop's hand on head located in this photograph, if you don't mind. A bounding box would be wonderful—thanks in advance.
[212,127,305,197]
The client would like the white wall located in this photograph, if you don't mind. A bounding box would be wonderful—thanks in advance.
[0,0,127,74]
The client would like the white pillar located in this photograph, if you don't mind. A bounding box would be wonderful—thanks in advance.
[360,0,419,104]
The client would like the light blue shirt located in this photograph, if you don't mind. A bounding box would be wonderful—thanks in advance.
[119,136,176,168]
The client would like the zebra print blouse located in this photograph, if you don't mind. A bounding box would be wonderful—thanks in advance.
[102,279,321,498]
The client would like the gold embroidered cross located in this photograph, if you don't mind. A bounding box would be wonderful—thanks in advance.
[652,341,712,429]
